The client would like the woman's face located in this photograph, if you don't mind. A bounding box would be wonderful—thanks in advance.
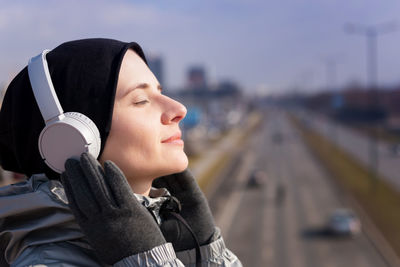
[99,49,188,184]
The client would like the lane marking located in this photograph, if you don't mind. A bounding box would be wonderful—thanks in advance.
[216,149,255,237]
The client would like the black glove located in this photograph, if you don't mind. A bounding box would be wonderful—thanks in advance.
[61,153,166,265]
[153,169,215,251]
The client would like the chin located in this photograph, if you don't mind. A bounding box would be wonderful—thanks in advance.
[162,151,189,176]
[176,153,189,171]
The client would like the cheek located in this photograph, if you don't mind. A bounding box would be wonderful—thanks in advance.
[112,117,159,160]
[127,126,157,159]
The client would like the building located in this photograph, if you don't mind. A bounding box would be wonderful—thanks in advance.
[147,54,164,87]
[187,66,207,91]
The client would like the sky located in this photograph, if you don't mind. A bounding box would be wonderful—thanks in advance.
[0,0,400,96]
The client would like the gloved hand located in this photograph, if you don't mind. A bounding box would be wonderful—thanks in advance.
[61,153,166,265]
[153,169,215,251]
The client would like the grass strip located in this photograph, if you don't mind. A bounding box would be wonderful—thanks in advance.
[193,112,263,192]
[289,114,400,256]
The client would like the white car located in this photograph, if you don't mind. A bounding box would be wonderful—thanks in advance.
[327,209,361,236]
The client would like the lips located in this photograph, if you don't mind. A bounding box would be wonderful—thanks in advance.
[161,132,184,145]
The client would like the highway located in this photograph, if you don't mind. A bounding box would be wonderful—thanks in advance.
[208,108,391,267]
[300,111,400,190]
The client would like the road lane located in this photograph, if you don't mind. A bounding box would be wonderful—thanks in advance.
[209,108,391,267]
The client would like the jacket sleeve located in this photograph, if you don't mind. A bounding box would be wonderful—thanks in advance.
[175,228,243,267]
[11,242,185,267]
[11,242,106,267]
[11,232,240,267]
[113,243,184,267]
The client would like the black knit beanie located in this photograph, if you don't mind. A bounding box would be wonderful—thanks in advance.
[0,38,147,179]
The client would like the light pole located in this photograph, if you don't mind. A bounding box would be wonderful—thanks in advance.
[344,21,397,189]
[325,58,338,143]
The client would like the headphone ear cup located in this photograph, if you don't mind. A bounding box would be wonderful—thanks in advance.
[65,112,101,155]
[38,112,101,173]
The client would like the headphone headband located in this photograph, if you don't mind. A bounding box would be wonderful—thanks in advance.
[28,50,64,122]
[27,50,101,173]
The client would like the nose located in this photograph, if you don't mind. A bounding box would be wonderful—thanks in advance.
[161,97,187,125]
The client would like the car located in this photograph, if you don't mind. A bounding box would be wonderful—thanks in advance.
[327,209,361,236]
[247,170,267,188]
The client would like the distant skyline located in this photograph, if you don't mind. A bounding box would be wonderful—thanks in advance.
[0,0,399,95]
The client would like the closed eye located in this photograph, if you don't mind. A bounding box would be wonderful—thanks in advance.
[134,100,149,105]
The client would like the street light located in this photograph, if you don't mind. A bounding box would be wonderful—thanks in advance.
[344,21,397,190]
[344,21,397,89]
[324,58,339,143]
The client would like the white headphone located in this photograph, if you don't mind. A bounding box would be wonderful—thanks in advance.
[28,50,101,173]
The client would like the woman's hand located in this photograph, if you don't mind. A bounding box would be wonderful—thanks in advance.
[153,170,215,251]
[61,153,166,265]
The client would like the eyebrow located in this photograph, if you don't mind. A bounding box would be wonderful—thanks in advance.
[122,83,162,98]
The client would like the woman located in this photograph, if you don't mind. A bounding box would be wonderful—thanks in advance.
[0,39,242,266]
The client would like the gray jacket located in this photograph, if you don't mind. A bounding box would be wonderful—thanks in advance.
[0,174,242,267]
